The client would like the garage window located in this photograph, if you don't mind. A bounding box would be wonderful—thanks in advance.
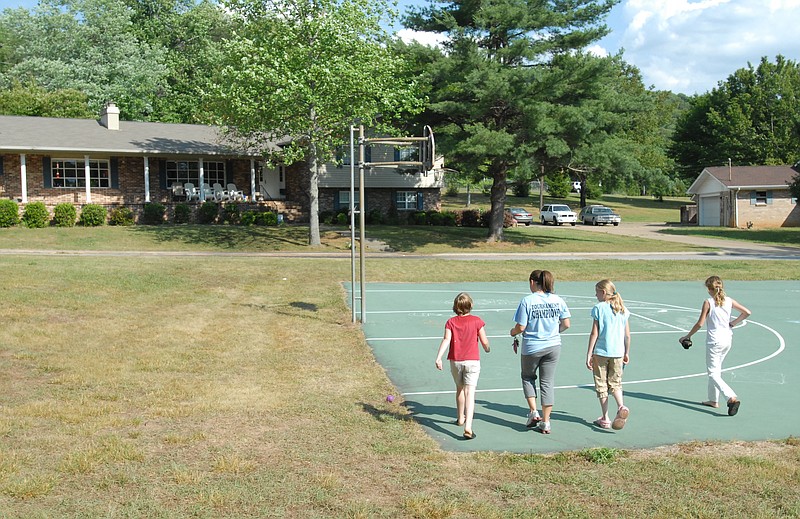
[750,190,772,205]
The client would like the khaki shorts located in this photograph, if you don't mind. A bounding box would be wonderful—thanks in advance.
[592,355,623,398]
[450,360,481,387]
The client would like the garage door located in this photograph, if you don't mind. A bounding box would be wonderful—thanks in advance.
[700,195,721,226]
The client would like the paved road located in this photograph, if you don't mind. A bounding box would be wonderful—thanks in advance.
[0,223,796,260]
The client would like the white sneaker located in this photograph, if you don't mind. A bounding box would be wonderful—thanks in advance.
[537,421,551,434]
[526,411,541,428]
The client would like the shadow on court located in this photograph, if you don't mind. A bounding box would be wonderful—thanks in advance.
[351,280,800,453]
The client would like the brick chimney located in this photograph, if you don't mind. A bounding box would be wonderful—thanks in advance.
[100,103,120,130]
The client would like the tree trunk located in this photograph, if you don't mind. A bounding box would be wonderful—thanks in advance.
[307,140,321,246]
[486,161,508,242]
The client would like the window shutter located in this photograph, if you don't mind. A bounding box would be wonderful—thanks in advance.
[417,191,424,211]
[0,156,4,177]
[43,157,52,188]
[749,191,756,205]
[226,160,234,185]
[394,148,400,162]
[365,146,371,163]
[767,191,773,205]
[159,160,167,189]
[110,158,119,188]
[334,191,340,212]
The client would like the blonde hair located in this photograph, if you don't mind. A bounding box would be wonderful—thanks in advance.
[596,279,626,314]
[452,292,473,315]
[705,275,726,307]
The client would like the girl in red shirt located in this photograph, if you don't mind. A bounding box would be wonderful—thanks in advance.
[435,292,491,440]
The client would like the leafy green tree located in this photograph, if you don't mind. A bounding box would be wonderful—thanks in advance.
[214,0,422,245]
[123,0,234,123]
[671,55,800,181]
[0,0,168,119]
[0,80,92,117]
[404,0,618,241]
[524,52,669,208]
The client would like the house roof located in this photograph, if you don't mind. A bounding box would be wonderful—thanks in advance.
[0,114,262,158]
[687,165,798,194]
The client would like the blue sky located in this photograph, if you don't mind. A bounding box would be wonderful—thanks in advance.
[3,0,800,95]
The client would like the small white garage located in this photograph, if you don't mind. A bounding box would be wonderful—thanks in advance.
[687,165,799,228]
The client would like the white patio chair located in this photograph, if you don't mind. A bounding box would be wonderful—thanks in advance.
[200,183,216,202]
[213,183,230,202]
[227,183,245,201]
[171,183,185,201]
[184,182,199,202]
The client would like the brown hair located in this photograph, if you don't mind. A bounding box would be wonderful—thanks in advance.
[530,270,555,293]
[596,279,626,314]
[705,275,726,307]
[452,292,473,315]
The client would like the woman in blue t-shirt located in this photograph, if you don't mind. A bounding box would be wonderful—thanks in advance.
[510,270,571,434]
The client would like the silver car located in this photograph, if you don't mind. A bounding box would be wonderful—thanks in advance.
[506,207,533,225]
[579,205,621,226]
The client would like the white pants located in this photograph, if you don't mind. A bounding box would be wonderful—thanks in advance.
[706,340,736,403]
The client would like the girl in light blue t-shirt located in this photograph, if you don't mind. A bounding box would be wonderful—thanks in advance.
[586,279,631,431]
[510,270,571,435]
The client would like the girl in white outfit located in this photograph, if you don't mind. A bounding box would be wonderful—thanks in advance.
[679,276,751,416]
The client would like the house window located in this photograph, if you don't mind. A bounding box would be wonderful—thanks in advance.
[166,160,225,186]
[337,146,371,165]
[394,146,419,163]
[51,159,110,188]
[754,191,768,205]
[338,190,359,210]
[395,191,418,211]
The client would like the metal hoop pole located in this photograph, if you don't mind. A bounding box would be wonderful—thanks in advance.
[349,125,356,323]
[358,125,367,323]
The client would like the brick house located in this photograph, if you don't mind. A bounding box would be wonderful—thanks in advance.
[686,165,799,228]
[0,105,444,222]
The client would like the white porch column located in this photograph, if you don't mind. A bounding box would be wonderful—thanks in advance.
[20,154,28,203]
[250,159,256,201]
[144,157,151,203]
[84,155,92,203]
[199,158,205,200]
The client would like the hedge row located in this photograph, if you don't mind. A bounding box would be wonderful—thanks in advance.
[0,201,283,228]
[322,208,517,228]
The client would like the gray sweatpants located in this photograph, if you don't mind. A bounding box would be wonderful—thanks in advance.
[521,345,561,406]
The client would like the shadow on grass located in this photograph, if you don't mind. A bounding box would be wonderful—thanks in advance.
[660,227,800,247]
[366,225,616,252]
[127,224,326,250]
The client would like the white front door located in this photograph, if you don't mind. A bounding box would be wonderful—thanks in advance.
[259,165,285,200]
[700,195,721,226]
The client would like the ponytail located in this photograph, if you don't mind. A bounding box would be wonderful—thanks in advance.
[705,275,726,307]
[530,269,555,293]
[596,279,626,314]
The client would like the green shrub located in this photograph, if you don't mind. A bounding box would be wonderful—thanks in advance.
[142,202,166,225]
[319,211,334,225]
[427,211,457,226]
[410,211,428,225]
[222,203,241,225]
[0,199,20,227]
[459,209,482,227]
[334,212,347,225]
[109,207,135,226]
[173,203,191,224]
[79,204,107,226]
[22,201,49,228]
[197,201,218,224]
[53,203,77,227]
[547,172,571,198]
[240,210,257,226]
[583,180,603,200]
[366,209,384,225]
[512,181,530,197]
[258,212,278,226]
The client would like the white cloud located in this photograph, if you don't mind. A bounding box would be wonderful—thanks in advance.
[599,0,800,94]
[396,28,448,48]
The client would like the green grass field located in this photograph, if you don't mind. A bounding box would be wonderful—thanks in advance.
[0,202,798,517]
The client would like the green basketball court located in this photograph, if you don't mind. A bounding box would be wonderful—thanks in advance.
[348,280,798,453]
